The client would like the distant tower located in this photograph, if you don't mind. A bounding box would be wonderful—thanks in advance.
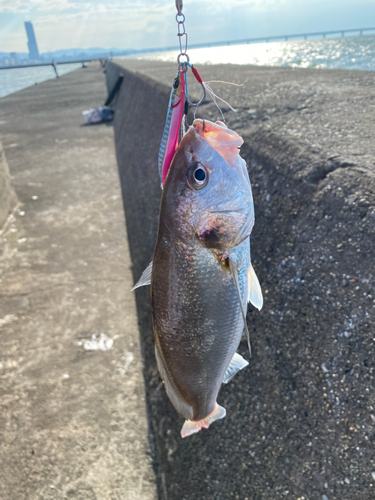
[24,21,40,60]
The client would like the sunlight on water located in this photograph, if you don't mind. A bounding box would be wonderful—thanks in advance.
[0,63,81,98]
[131,35,375,71]
[1,35,374,98]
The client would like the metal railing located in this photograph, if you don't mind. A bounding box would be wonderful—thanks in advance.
[0,58,106,71]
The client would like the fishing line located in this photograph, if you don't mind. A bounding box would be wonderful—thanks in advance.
[204,83,237,121]
[204,80,244,86]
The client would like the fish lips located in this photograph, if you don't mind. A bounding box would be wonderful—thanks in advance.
[196,209,253,250]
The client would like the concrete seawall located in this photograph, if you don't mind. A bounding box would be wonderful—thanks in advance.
[0,65,157,500]
[108,60,375,500]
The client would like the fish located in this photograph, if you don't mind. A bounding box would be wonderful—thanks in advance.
[134,119,262,437]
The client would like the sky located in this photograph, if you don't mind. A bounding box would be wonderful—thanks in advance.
[0,0,375,54]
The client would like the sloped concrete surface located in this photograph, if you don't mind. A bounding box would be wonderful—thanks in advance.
[0,66,157,500]
[108,60,375,500]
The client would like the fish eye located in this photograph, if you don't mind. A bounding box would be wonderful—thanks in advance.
[194,167,206,182]
[187,162,209,190]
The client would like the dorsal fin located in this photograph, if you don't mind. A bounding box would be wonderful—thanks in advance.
[132,261,152,291]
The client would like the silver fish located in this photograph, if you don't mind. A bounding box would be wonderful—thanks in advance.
[134,119,262,437]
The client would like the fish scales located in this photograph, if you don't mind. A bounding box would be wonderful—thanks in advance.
[152,236,249,421]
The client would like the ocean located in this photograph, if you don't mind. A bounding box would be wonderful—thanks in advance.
[0,63,81,99]
[129,35,375,71]
[1,35,374,98]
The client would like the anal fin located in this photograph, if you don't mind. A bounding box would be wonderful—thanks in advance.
[181,403,226,438]
[222,352,249,384]
[132,261,153,291]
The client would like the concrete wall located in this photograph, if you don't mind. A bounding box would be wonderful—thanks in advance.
[107,60,375,500]
[0,142,17,229]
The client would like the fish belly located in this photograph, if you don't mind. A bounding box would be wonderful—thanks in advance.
[152,238,250,421]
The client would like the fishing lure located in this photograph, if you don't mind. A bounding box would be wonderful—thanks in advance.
[158,61,210,186]
[158,70,186,185]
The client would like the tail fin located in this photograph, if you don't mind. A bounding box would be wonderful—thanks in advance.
[180,404,226,438]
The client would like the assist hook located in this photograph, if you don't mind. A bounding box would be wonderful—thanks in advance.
[184,63,206,109]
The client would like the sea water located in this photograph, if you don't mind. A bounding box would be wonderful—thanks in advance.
[130,35,375,71]
[1,35,374,99]
[0,63,81,98]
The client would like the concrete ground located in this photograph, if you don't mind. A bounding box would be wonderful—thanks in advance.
[0,65,157,500]
[108,60,375,500]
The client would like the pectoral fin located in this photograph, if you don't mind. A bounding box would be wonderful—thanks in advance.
[132,261,152,291]
[230,261,252,357]
[222,352,249,384]
[248,263,263,310]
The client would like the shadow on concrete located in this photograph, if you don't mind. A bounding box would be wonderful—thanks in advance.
[80,120,114,127]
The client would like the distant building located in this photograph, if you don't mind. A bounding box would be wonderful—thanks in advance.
[24,21,40,60]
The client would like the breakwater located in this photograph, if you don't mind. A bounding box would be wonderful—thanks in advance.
[107,60,375,500]
[0,65,157,500]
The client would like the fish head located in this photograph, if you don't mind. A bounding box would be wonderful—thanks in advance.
[162,119,254,251]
